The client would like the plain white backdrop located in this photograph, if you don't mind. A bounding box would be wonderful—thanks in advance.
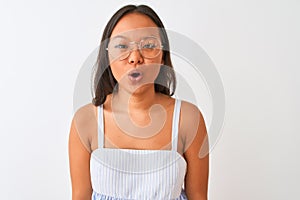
[0,0,299,199]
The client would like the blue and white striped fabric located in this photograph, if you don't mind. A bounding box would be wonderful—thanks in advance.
[90,99,188,200]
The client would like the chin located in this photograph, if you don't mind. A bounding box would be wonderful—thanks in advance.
[121,82,155,96]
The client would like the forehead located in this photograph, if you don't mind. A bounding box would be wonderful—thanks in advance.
[111,13,160,40]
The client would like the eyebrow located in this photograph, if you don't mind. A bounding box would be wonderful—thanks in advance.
[111,34,159,40]
[111,35,127,40]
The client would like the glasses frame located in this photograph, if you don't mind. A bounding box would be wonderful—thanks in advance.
[106,36,164,61]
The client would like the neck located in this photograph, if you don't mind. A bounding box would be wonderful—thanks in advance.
[112,84,159,113]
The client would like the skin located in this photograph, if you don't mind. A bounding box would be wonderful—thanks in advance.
[69,13,209,200]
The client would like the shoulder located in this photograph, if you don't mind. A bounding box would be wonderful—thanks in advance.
[179,99,203,126]
[70,103,99,153]
[179,99,201,116]
[73,103,98,125]
[72,103,98,139]
[178,99,206,151]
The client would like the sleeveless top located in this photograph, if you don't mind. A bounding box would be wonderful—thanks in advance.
[90,99,188,200]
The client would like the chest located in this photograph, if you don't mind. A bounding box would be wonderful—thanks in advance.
[91,106,185,155]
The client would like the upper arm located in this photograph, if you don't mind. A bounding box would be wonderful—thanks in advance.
[181,102,209,200]
[68,117,93,200]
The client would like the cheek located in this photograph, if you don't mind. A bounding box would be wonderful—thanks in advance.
[147,53,163,76]
[146,52,163,65]
[142,63,161,83]
[109,52,164,82]
[139,54,163,82]
[110,62,127,82]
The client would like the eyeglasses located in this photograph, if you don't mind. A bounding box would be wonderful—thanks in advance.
[106,36,163,61]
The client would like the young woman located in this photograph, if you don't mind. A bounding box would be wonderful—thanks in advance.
[69,5,209,200]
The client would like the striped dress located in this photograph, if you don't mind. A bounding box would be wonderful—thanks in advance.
[90,99,188,200]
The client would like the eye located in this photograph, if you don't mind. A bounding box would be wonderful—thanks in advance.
[114,44,128,49]
[142,43,157,49]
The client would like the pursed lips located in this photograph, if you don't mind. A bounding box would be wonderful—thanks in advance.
[128,69,143,82]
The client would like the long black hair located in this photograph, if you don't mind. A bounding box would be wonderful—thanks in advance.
[92,4,176,106]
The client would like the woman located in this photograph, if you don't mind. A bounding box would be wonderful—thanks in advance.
[69,4,209,200]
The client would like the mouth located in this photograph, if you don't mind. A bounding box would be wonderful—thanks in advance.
[128,70,143,82]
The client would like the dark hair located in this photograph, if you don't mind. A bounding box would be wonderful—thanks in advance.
[92,4,176,106]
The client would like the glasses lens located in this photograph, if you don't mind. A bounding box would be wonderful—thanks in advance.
[107,37,130,60]
[140,37,162,58]
[107,37,162,60]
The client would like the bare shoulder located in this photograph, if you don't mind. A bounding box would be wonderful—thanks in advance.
[73,103,98,125]
[180,100,202,116]
[179,99,206,152]
[70,103,99,153]
[180,99,203,128]
[74,103,97,116]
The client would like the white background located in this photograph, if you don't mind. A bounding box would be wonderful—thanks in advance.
[1,0,299,199]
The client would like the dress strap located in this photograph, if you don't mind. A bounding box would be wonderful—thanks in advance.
[171,99,181,152]
[98,100,182,150]
[97,104,104,149]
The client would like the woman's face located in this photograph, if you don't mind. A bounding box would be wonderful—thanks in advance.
[108,13,163,94]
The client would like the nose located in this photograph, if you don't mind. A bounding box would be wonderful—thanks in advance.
[128,49,144,65]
